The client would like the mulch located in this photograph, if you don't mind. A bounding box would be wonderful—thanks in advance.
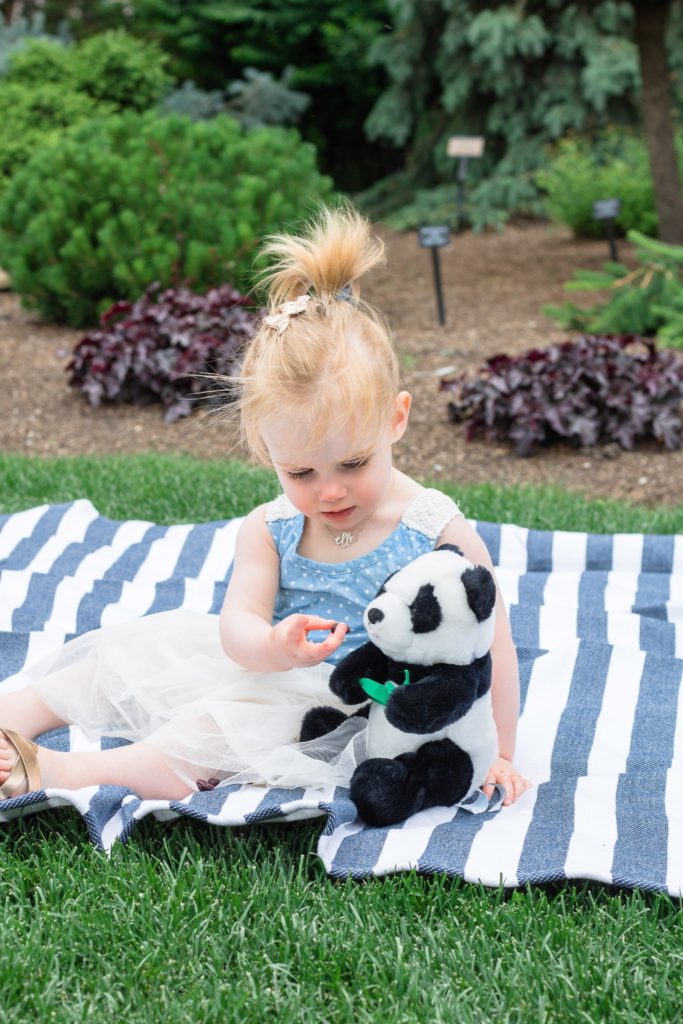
[1,221,681,508]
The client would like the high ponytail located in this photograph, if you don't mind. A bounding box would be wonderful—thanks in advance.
[259,204,385,306]
[231,203,400,465]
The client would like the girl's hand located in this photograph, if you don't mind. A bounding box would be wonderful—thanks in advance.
[482,756,532,807]
[268,614,348,670]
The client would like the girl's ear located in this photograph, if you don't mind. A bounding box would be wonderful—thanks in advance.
[390,391,411,443]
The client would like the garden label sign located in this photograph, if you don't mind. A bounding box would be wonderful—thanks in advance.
[593,198,621,261]
[418,226,450,326]
[447,136,485,230]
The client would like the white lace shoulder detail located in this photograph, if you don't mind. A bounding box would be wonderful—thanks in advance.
[265,493,299,523]
[401,488,463,540]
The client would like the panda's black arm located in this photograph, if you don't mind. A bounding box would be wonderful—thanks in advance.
[385,659,490,735]
[328,641,388,705]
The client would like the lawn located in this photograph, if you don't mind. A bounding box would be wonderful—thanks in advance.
[1,453,681,1023]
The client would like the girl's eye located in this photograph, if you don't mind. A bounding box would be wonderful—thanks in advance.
[286,469,312,480]
[341,458,370,471]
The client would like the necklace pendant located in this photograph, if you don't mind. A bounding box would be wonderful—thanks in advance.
[334,531,356,549]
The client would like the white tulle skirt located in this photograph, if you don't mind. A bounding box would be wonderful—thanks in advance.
[24,610,368,791]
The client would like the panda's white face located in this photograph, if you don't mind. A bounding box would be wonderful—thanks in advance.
[363,549,496,666]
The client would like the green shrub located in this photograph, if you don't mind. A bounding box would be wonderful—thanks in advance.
[0,111,333,326]
[4,36,73,84]
[68,29,171,112]
[543,230,683,348]
[5,31,171,111]
[0,81,104,192]
[535,131,682,238]
[0,31,172,196]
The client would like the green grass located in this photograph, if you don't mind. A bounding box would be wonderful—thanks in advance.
[1,452,682,533]
[1,453,681,1023]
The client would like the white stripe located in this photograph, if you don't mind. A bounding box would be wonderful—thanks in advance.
[463,641,578,886]
[564,645,643,883]
[499,524,529,572]
[539,533,587,649]
[27,501,98,574]
[551,531,588,573]
[213,785,268,822]
[373,805,458,875]
[0,568,32,628]
[99,524,193,625]
[539,572,583,648]
[496,566,523,611]
[665,662,683,897]
[41,519,151,635]
[0,503,47,560]
[612,533,644,573]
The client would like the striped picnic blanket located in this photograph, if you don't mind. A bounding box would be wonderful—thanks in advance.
[1,499,681,894]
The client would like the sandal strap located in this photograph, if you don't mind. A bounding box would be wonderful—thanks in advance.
[0,729,41,799]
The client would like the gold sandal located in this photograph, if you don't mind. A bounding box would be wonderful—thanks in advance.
[0,729,41,799]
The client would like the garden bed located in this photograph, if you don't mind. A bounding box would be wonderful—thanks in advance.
[1,222,681,508]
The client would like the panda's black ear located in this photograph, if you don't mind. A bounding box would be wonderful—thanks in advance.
[461,566,496,622]
[435,542,464,557]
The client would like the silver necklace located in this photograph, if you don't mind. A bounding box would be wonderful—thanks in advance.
[323,515,370,550]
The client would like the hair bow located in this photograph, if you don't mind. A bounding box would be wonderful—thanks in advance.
[263,294,311,335]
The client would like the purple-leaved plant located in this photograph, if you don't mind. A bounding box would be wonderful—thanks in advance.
[441,334,683,457]
[68,283,257,421]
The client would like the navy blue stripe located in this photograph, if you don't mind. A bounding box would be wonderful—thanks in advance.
[641,534,674,574]
[144,579,187,615]
[516,640,612,884]
[526,530,554,572]
[475,521,500,565]
[209,579,230,615]
[101,524,168,581]
[49,516,119,580]
[145,523,222,615]
[173,522,224,578]
[70,524,168,635]
[245,787,306,822]
[577,571,609,644]
[636,571,675,658]
[330,821,406,878]
[585,532,614,571]
[0,630,30,682]
[507,528,553,652]
[418,804,492,876]
[610,653,682,889]
[0,504,70,570]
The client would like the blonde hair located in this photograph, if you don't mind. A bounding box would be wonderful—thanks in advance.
[234,203,400,465]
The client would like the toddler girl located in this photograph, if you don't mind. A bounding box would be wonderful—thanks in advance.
[0,206,530,807]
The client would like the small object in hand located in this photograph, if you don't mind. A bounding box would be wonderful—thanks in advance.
[196,777,220,792]
[330,623,349,634]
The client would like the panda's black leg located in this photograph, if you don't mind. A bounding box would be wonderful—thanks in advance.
[350,738,473,827]
[300,706,351,742]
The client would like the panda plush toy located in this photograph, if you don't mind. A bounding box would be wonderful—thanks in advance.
[300,544,499,827]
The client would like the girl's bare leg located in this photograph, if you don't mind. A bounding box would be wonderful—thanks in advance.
[0,686,68,738]
[0,731,193,800]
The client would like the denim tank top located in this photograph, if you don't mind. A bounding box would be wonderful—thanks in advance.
[266,488,463,665]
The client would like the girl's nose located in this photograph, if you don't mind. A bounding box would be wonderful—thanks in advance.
[318,476,347,502]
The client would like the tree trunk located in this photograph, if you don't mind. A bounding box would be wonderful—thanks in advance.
[633,0,683,243]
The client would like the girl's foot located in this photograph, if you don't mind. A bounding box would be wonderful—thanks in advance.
[0,728,41,798]
[0,729,192,801]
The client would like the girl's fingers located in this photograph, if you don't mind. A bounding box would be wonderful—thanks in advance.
[302,616,339,633]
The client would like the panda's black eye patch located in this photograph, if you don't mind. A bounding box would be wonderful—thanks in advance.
[409,584,442,634]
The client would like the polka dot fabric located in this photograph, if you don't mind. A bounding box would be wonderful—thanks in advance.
[266,489,462,665]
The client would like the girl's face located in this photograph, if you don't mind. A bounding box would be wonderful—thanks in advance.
[262,392,411,530]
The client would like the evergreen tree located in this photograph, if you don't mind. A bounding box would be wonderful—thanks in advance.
[364,0,682,231]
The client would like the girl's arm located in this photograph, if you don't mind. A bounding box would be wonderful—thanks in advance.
[438,514,532,806]
[219,506,347,671]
